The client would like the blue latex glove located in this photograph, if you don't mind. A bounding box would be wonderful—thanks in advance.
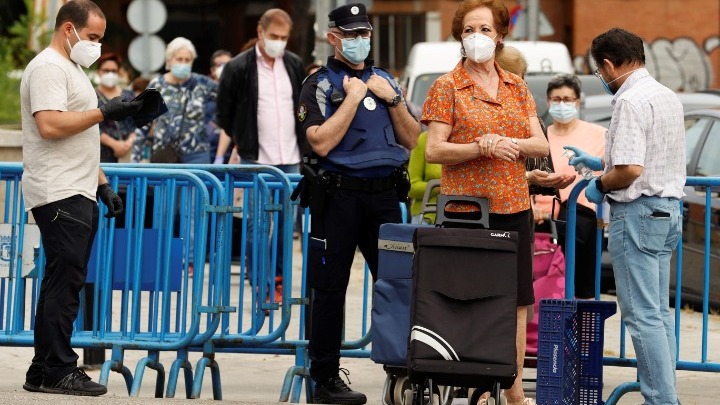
[563,146,603,171]
[585,177,606,205]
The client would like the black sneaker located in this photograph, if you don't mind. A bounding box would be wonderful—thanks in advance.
[22,381,42,392]
[314,370,367,405]
[40,368,107,396]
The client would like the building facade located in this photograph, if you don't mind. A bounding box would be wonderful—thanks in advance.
[34,0,719,89]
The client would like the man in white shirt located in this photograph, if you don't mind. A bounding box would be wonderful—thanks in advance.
[566,27,685,405]
[21,0,141,396]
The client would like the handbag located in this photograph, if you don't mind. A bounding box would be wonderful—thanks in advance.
[149,142,181,163]
[150,81,191,164]
[526,117,559,196]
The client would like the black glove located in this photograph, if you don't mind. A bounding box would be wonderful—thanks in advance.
[99,97,143,121]
[97,183,124,218]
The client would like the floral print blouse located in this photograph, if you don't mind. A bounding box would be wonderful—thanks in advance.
[421,60,536,214]
[132,73,217,162]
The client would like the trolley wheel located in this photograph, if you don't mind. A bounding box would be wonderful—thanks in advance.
[469,388,481,405]
[490,382,505,405]
[403,388,414,405]
[383,373,396,405]
[394,375,411,405]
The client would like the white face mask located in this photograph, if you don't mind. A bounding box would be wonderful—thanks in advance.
[263,35,287,59]
[67,25,101,68]
[99,71,119,88]
[214,64,225,79]
[548,102,578,123]
[463,33,497,64]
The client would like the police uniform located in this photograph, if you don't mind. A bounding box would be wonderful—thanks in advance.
[295,3,417,404]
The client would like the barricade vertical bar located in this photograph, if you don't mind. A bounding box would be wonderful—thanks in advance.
[701,188,710,363]
[674,198,683,360]
[594,203,604,300]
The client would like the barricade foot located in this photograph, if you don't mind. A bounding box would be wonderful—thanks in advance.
[280,365,310,403]
[166,350,194,399]
[100,346,134,395]
[130,351,165,398]
[605,381,640,405]
[190,356,223,400]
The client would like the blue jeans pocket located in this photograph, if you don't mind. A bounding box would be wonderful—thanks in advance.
[639,215,671,253]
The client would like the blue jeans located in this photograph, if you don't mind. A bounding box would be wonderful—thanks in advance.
[607,195,682,405]
[241,161,299,280]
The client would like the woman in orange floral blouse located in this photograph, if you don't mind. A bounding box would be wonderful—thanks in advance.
[422,1,549,404]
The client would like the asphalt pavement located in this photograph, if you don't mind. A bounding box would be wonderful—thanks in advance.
[0,240,717,404]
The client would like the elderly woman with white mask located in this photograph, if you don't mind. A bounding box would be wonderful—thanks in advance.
[96,53,136,162]
[132,36,218,164]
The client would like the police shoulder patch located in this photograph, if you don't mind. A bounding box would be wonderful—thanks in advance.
[297,103,308,122]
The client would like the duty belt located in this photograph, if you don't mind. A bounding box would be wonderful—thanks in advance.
[328,172,396,193]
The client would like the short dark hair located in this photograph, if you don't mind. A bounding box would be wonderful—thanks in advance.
[97,52,122,69]
[590,28,645,69]
[55,0,105,30]
[210,49,232,65]
[546,74,582,98]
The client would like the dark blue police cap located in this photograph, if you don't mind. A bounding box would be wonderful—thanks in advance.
[328,3,373,32]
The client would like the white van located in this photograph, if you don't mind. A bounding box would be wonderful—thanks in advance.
[401,40,574,111]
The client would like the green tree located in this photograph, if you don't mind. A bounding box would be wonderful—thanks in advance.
[0,0,50,125]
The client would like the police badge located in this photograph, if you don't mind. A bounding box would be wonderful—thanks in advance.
[297,103,307,122]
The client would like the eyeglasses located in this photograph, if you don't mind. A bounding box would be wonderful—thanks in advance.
[98,69,118,74]
[548,97,578,105]
[594,68,602,79]
[332,30,371,39]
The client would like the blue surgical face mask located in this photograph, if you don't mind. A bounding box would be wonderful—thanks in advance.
[171,63,192,80]
[598,74,614,95]
[334,34,371,65]
[596,68,640,95]
[548,102,578,123]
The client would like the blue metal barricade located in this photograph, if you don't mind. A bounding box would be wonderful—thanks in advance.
[109,164,298,399]
[563,176,720,404]
[0,160,405,401]
[0,163,230,398]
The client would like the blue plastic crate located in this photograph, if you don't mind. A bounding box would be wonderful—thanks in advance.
[536,299,616,405]
[577,301,617,405]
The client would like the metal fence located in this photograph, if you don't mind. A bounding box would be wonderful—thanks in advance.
[2,161,717,403]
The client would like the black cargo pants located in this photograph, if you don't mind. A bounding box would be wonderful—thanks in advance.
[25,195,99,385]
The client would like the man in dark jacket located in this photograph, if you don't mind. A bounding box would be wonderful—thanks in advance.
[216,8,306,305]
[217,8,306,162]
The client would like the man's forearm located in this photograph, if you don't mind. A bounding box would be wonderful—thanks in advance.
[35,109,104,139]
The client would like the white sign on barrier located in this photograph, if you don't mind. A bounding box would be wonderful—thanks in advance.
[0,223,41,278]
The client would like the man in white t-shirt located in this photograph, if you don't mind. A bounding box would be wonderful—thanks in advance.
[20,0,141,396]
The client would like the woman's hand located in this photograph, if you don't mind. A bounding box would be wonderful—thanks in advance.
[492,137,520,162]
[527,170,575,189]
[474,135,519,162]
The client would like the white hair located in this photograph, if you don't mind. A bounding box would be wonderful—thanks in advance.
[164,37,197,69]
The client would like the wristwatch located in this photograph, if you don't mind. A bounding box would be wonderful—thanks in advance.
[387,94,403,108]
[596,175,608,193]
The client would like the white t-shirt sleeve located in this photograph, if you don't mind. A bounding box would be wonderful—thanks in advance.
[28,64,69,114]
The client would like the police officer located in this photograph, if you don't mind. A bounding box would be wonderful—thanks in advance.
[296,3,420,404]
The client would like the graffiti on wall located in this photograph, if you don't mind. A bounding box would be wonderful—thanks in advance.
[575,35,719,92]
